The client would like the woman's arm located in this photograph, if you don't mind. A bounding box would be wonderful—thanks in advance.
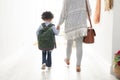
[58,0,67,26]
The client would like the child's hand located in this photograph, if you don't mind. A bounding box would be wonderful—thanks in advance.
[57,26,60,30]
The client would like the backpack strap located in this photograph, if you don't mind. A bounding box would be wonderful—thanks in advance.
[41,23,55,28]
[41,23,46,28]
[47,23,55,28]
[41,23,56,48]
[47,23,56,48]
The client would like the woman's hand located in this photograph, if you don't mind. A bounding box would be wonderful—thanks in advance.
[57,26,60,30]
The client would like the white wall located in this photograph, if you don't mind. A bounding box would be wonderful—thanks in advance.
[112,0,120,55]
[111,0,120,73]
[0,0,63,61]
[0,0,39,60]
[90,0,113,63]
[0,0,113,66]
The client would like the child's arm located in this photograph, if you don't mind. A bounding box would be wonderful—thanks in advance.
[51,25,60,35]
[58,0,67,26]
[36,25,43,36]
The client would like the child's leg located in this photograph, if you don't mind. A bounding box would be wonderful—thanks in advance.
[46,51,52,67]
[41,50,47,69]
[42,50,47,64]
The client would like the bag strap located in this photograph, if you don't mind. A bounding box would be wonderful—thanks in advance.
[41,23,45,27]
[85,0,93,28]
[41,23,54,29]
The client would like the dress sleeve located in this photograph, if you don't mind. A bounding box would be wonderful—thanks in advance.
[58,0,67,26]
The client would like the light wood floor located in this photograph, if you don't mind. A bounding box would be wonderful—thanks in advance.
[0,37,118,80]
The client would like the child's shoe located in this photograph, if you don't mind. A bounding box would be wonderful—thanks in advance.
[47,67,51,70]
[41,63,46,70]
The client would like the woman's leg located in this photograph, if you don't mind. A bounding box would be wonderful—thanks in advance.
[66,39,73,60]
[75,37,83,66]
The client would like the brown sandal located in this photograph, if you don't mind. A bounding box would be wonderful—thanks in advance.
[76,66,81,72]
[64,59,70,65]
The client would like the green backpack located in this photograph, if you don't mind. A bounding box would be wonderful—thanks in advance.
[37,23,56,50]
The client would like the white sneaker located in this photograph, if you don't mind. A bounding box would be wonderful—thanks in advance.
[47,67,51,70]
[41,63,46,70]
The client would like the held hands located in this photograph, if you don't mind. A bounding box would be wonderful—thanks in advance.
[57,26,60,30]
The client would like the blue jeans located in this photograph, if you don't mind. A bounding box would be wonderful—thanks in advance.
[42,51,52,67]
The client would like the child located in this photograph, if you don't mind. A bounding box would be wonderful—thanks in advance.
[36,11,60,70]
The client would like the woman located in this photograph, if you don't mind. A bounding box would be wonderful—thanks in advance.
[57,0,91,72]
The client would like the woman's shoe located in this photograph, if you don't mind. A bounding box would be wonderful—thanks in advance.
[76,66,81,72]
[64,58,70,65]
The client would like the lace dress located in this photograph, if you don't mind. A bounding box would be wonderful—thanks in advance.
[58,0,91,40]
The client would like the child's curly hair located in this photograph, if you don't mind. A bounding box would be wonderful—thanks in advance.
[41,11,54,20]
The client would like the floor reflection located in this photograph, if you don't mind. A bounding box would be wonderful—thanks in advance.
[0,36,118,80]
[41,70,51,80]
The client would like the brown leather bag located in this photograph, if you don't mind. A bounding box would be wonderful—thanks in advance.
[83,0,96,44]
[83,28,96,43]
